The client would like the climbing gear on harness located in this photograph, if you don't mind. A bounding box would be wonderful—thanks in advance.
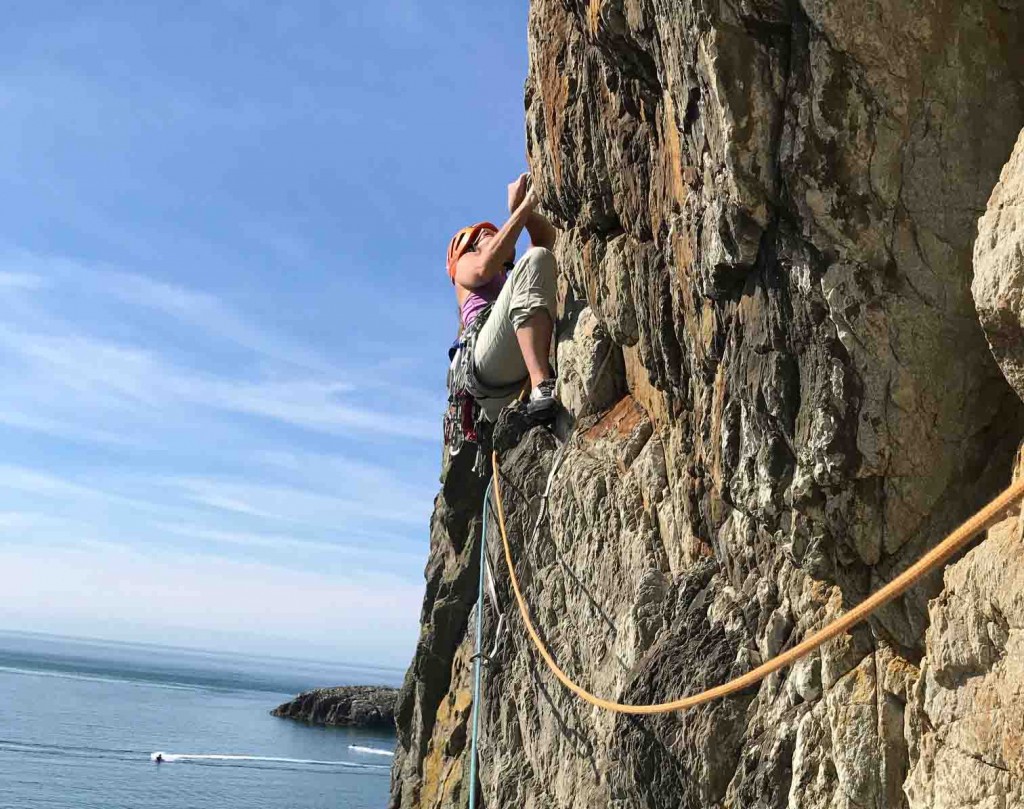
[444,304,526,474]
[491,446,1024,713]
[447,222,499,282]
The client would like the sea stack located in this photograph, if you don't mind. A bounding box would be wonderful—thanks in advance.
[271,686,398,730]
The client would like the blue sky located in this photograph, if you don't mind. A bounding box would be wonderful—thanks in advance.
[0,2,533,667]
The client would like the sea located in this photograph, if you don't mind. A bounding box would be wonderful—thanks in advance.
[0,631,402,809]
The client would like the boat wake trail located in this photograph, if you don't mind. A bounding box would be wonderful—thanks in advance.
[150,751,389,771]
[1,739,140,762]
[348,745,394,757]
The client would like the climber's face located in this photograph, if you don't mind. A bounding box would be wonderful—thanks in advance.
[474,229,515,265]
[473,229,496,252]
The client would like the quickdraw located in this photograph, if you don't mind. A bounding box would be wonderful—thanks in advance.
[443,389,479,457]
[444,309,489,464]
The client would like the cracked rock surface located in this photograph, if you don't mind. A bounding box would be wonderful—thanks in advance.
[390,2,1024,807]
[974,129,1024,404]
[904,450,1024,809]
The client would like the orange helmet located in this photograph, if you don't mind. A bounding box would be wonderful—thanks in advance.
[446,221,498,283]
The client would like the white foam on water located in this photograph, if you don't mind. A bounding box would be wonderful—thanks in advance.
[348,745,394,757]
[150,751,387,769]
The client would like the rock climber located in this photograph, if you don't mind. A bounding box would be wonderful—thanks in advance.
[446,172,560,418]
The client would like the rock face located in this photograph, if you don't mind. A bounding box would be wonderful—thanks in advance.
[271,686,398,729]
[904,466,1024,809]
[974,129,1024,402]
[391,2,1024,808]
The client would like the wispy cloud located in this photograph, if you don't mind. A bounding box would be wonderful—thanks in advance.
[0,464,206,525]
[203,378,437,440]
[0,407,131,446]
[0,294,438,441]
[98,269,337,374]
[0,458,431,558]
[0,327,163,405]
[0,464,125,502]
[0,511,60,531]
[0,259,438,598]
[0,271,45,290]
[0,541,422,666]
[156,522,423,562]
[171,475,429,528]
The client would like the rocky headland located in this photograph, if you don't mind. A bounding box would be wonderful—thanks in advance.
[390,2,1024,808]
[271,685,397,729]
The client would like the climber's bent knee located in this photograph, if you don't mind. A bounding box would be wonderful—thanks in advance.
[509,247,557,330]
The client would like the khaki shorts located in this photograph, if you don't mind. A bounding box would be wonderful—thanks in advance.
[473,246,557,388]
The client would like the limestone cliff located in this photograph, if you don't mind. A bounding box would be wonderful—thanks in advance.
[391,2,1024,807]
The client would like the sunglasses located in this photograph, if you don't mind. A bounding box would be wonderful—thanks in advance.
[469,229,497,249]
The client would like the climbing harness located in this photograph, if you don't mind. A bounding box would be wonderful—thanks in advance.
[444,304,524,474]
[491,448,1024,713]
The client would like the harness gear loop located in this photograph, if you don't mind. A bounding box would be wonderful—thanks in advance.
[491,448,1024,714]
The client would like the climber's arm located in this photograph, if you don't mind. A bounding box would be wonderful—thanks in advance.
[525,210,557,251]
[454,196,535,289]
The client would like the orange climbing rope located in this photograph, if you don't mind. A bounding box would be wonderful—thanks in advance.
[491,449,1024,714]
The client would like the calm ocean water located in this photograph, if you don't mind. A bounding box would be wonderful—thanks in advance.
[0,631,402,809]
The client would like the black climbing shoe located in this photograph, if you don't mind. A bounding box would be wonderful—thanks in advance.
[526,378,558,419]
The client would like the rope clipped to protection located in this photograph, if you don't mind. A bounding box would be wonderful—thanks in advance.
[491,449,1024,714]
